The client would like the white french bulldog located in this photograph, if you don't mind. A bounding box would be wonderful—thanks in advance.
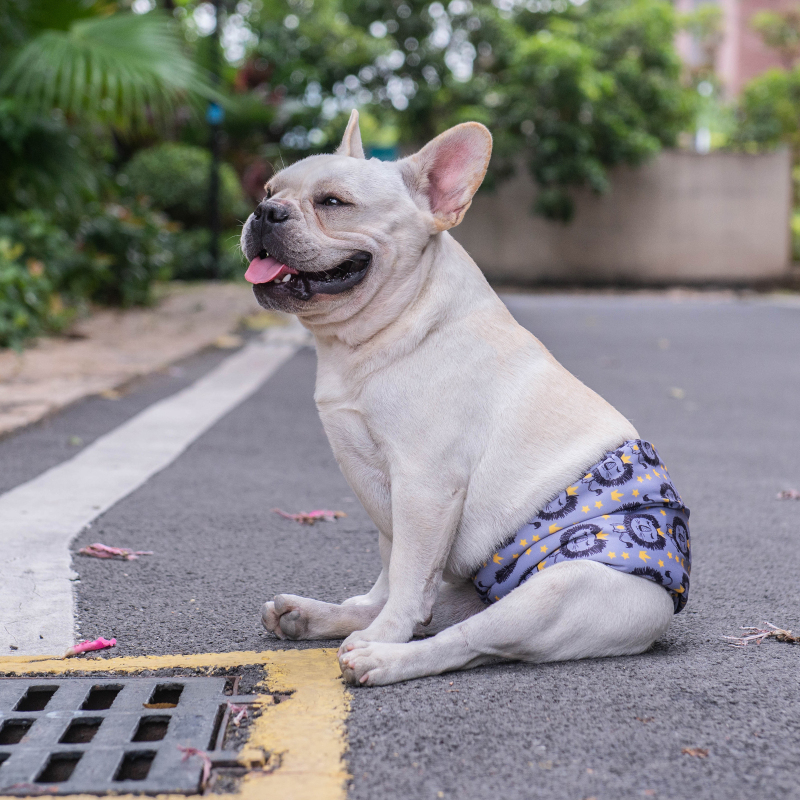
[240,111,677,686]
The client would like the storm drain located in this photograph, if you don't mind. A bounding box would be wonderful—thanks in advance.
[0,677,257,795]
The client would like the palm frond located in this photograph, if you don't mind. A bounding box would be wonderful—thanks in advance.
[0,12,220,131]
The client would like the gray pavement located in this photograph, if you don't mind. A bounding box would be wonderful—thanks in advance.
[3,292,800,800]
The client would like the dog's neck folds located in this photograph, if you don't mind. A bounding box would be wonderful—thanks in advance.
[308,232,502,365]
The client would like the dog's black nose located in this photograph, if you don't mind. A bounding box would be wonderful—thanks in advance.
[254,200,290,224]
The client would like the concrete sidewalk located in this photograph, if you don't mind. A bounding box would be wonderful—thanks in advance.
[0,282,284,437]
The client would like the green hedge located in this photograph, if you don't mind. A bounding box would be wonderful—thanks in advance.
[121,143,249,229]
[0,237,68,350]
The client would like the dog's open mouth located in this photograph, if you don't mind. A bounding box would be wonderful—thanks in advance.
[246,250,371,301]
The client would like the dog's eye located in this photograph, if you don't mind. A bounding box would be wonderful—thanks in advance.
[320,196,346,207]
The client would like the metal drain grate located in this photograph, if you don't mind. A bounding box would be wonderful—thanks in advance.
[0,677,249,795]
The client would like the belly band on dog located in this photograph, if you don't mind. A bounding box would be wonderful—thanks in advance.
[472,440,691,613]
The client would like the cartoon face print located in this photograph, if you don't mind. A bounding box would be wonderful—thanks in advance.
[636,440,660,467]
[623,513,665,550]
[584,451,634,494]
[661,482,680,504]
[598,454,628,482]
[538,490,579,521]
[558,523,606,559]
[670,517,690,559]
[644,482,681,505]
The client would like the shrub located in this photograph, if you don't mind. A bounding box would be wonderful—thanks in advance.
[121,143,249,229]
[0,204,176,310]
[166,228,246,281]
[0,99,98,215]
[0,237,67,350]
[69,202,176,307]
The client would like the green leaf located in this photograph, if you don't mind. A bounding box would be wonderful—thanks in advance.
[0,11,220,131]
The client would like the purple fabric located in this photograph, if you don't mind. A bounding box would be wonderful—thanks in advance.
[473,440,691,613]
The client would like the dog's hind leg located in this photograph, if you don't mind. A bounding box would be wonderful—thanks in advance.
[339,560,674,686]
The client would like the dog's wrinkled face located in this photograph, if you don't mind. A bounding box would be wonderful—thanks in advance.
[240,154,423,317]
[240,110,492,325]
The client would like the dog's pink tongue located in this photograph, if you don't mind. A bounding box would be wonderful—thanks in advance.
[245,255,287,284]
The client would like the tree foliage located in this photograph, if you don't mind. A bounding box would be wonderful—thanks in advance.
[732,67,800,153]
[212,0,690,221]
[1,8,217,132]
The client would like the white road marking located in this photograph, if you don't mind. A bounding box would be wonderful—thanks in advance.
[0,321,310,656]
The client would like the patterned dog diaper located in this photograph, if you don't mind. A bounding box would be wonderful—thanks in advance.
[473,440,691,613]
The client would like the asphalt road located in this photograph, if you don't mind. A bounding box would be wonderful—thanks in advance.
[3,292,800,800]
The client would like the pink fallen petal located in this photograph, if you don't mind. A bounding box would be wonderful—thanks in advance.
[178,746,212,788]
[271,508,347,525]
[228,702,249,727]
[777,489,800,500]
[64,637,116,658]
[78,543,154,561]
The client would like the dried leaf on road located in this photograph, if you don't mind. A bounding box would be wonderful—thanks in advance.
[78,542,153,560]
[271,508,347,524]
[723,622,799,647]
[228,702,249,726]
[681,748,709,758]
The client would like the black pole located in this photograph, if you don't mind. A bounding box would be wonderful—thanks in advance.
[208,0,222,278]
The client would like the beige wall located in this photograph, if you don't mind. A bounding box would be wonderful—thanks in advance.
[453,149,792,285]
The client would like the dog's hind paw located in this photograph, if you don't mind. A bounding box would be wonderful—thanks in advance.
[261,600,287,640]
[260,594,312,640]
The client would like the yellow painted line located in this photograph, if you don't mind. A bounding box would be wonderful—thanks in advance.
[0,649,349,800]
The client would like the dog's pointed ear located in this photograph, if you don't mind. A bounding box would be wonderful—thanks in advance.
[336,109,365,159]
[399,122,492,230]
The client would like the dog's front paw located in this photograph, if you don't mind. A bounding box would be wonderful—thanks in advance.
[338,640,408,686]
[261,594,312,640]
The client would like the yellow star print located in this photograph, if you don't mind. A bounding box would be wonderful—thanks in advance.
[639,551,651,562]
[493,554,503,564]
[548,524,562,534]
[622,553,630,559]
[520,539,528,547]
[660,509,667,516]
[540,545,548,552]
[525,548,532,556]
[645,474,652,481]
[582,506,590,513]
[595,501,603,509]
[567,485,578,496]
[608,551,616,558]
[596,533,609,540]
[632,489,640,497]
[637,477,644,483]
[512,553,519,559]
[658,560,664,567]
[611,491,623,501]
[532,536,540,542]
[602,515,610,520]
[621,454,632,464]
[653,470,661,478]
